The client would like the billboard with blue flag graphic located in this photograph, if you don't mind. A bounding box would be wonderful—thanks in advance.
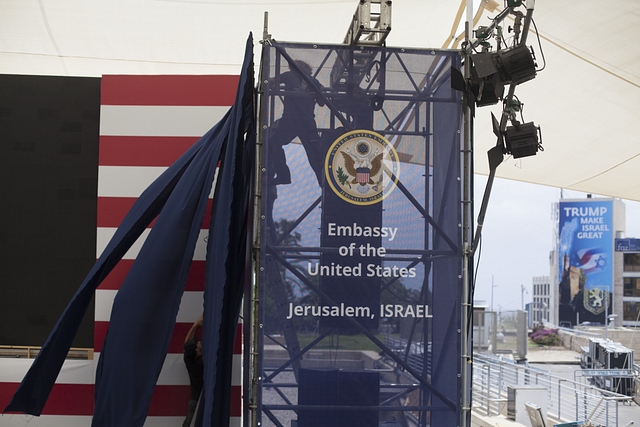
[558,199,614,327]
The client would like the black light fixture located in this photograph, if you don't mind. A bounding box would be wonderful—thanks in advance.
[468,45,537,108]
[468,55,505,107]
[503,121,542,159]
[471,0,544,257]
[493,45,537,85]
[468,53,504,107]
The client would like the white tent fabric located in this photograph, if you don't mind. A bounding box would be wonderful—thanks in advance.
[473,1,640,201]
[2,0,639,200]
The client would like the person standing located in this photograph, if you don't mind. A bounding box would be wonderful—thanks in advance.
[183,316,204,427]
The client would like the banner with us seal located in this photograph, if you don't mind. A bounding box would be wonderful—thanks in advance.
[259,40,464,427]
[325,130,400,205]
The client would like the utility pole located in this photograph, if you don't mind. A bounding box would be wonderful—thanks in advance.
[491,275,497,312]
[521,284,527,310]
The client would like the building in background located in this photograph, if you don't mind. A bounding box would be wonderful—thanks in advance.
[527,275,551,327]
[615,238,640,326]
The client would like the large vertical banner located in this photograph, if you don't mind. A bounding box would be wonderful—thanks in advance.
[558,199,613,327]
[259,42,463,427]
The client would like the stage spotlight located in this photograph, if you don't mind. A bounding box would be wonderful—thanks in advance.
[494,45,537,85]
[469,63,504,107]
[504,121,541,159]
[468,45,537,107]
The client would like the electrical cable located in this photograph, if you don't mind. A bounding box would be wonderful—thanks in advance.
[531,18,547,72]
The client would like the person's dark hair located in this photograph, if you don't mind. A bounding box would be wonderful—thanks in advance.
[294,60,312,76]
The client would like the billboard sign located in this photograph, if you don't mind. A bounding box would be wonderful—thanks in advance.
[615,238,640,252]
[558,200,613,326]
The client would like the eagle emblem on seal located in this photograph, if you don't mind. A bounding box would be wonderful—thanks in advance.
[341,140,384,193]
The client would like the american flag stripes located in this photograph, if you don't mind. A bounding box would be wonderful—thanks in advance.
[97,74,243,426]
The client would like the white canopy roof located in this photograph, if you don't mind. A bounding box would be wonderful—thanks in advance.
[2,0,639,200]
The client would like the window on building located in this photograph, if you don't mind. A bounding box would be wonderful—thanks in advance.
[623,277,640,297]
[623,301,640,322]
[623,253,640,272]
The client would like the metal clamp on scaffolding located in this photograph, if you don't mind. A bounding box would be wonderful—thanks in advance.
[343,0,392,46]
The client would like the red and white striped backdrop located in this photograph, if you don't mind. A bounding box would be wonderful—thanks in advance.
[0,75,243,427]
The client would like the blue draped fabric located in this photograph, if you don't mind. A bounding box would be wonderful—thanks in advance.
[5,34,255,427]
[197,33,255,427]
[92,120,227,425]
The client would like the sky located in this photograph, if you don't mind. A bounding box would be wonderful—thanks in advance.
[471,175,640,312]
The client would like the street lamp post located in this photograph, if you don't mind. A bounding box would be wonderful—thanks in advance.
[491,275,497,312]
[604,294,617,340]
[521,284,528,310]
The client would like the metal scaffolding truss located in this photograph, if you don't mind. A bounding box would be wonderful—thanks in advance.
[250,40,467,427]
[343,0,392,46]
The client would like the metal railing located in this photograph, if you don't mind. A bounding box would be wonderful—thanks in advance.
[555,325,602,339]
[383,335,431,374]
[472,353,632,426]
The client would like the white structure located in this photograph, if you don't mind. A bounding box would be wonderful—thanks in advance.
[530,275,551,326]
